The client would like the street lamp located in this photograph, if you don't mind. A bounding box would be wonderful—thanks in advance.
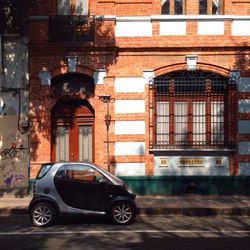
[98,94,111,172]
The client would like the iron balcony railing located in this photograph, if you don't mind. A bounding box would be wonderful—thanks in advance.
[49,15,95,42]
[149,71,237,150]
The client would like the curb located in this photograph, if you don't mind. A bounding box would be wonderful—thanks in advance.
[138,207,250,216]
[1,207,250,217]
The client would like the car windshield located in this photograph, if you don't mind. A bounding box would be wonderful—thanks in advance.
[36,163,54,179]
[97,166,124,185]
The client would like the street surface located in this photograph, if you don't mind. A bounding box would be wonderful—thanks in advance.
[1,215,250,249]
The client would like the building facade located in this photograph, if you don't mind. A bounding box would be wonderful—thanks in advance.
[0,1,29,195]
[29,0,250,194]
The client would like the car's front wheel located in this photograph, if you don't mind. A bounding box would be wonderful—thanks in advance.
[110,201,135,225]
[31,202,56,227]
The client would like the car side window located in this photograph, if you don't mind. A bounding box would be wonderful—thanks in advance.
[65,164,107,183]
[55,166,66,180]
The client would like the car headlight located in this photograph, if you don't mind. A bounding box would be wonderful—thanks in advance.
[126,186,135,195]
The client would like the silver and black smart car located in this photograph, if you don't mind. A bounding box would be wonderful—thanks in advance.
[29,162,136,227]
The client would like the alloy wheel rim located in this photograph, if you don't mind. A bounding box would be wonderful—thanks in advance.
[33,206,52,226]
[113,204,132,224]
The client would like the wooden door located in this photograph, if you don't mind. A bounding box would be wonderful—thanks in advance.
[51,99,94,162]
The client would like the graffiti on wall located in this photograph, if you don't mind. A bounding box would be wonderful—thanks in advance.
[0,143,28,159]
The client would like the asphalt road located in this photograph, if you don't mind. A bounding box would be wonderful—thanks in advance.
[1,215,250,250]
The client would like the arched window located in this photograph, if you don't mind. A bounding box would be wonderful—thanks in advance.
[149,70,237,149]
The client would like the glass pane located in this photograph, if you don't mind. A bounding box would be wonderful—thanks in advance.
[212,0,220,14]
[57,0,71,15]
[211,101,224,144]
[175,0,183,15]
[66,164,104,182]
[199,0,207,14]
[161,0,170,14]
[79,126,92,162]
[56,126,69,161]
[174,102,188,144]
[75,0,88,15]
[193,102,206,144]
[156,101,169,144]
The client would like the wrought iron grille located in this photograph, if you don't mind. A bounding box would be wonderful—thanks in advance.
[149,71,237,149]
[49,15,95,42]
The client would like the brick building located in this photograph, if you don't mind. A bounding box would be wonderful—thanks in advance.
[29,0,250,194]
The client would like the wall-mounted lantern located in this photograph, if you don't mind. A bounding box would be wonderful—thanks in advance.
[98,94,111,172]
[185,55,198,71]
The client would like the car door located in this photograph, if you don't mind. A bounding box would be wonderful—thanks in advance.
[54,164,110,211]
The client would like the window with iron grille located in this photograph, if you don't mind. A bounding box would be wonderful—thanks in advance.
[149,71,237,149]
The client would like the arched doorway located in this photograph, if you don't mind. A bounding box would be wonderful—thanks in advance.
[51,73,95,162]
[51,99,95,162]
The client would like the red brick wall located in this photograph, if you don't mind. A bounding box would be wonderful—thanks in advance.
[29,0,250,177]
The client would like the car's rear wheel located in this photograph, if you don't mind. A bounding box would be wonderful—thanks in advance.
[31,203,56,227]
[110,201,135,225]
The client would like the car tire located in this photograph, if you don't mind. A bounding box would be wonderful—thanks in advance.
[30,202,57,227]
[110,201,135,225]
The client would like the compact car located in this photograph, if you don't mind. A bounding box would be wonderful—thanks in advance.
[29,162,137,227]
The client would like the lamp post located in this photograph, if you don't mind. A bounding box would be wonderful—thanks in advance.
[98,94,111,172]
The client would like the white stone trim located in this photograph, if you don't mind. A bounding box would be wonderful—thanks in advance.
[239,120,250,134]
[115,21,152,37]
[30,15,250,22]
[114,100,145,114]
[239,142,250,155]
[154,156,230,176]
[239,77,250,92]
[114,121,145,134]
[114,142,145,156]
[160,21,186,35]
[38,70,52,85]
[114,77,145,92]
[114,162,146,176]
[232,21,250,36]
[238,99,250,113]
[143,69,155,85]
[239,163,250,176]
[198,21,224,35]
[93,69,106,85]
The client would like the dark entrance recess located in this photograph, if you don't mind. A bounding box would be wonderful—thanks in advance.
[51,73,95,162]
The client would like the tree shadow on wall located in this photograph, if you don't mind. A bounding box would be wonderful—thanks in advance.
[29,2,118,162]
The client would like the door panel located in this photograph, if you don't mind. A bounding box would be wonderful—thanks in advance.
[54,164,109,211]
[52,100,94,162]
[55,126,69,161]
[79,125,92,162]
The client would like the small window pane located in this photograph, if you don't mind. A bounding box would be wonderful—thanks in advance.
[66,164,104,182]
[211,101,224,144]
[79,126,92,162]
[199,0,207,14]
[57,0,71,15]
[156,101,169,144]
[75,0,88,15]
[174,102,188,144]
[56,126,69,161]
[193,102,206,144]
[212,0,220,14]
[175,0,183,15]
[161,0,170,14]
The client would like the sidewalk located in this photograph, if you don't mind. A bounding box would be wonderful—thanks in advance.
[1,195,250,216]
